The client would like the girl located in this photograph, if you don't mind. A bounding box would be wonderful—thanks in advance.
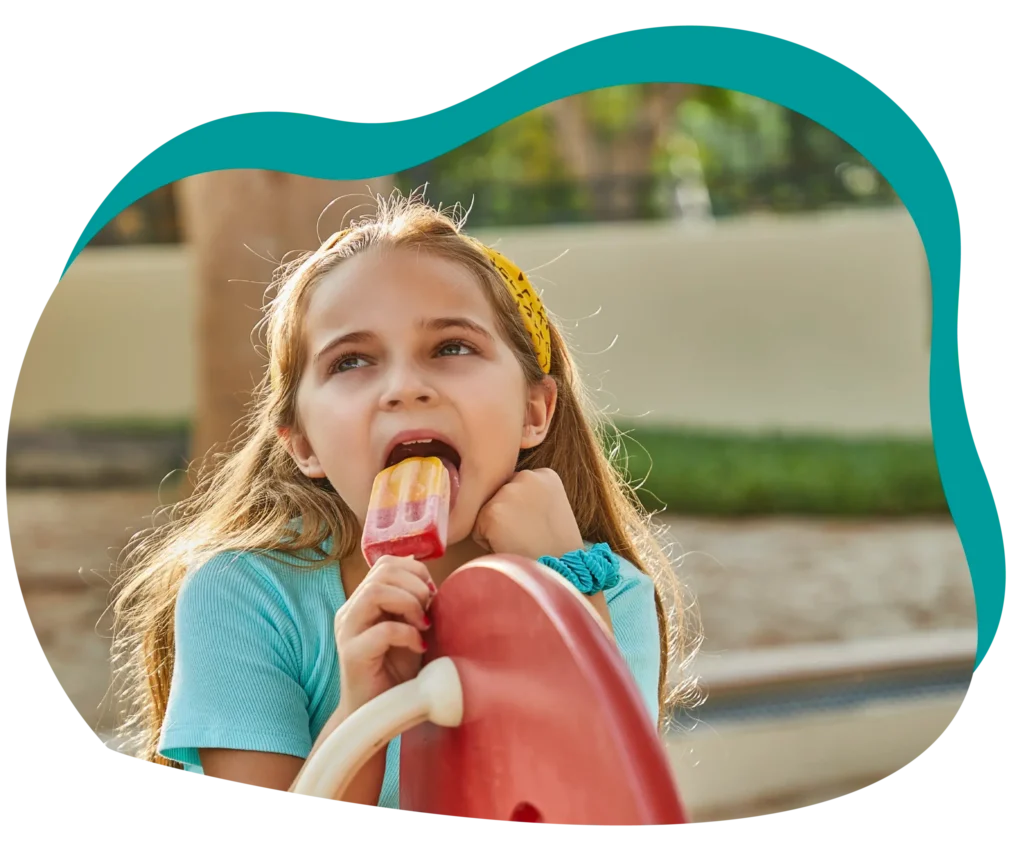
[112,190,699,807]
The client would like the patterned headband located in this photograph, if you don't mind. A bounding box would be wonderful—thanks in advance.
[461,235,552,374]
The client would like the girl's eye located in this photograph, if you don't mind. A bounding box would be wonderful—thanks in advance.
[437,340,474,357]
[330,354,369,374]
[329,342,473,373]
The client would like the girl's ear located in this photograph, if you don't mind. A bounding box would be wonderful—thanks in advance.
[521,376,558,449]
[278,426,327,479]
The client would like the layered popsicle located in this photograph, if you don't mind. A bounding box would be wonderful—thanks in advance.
[361,456,451,566]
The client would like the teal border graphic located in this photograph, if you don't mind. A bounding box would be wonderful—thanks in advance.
[58,26,1003,667]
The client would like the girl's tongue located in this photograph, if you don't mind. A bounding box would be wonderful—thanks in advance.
[441,457,460,511]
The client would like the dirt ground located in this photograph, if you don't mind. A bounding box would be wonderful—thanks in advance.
[7,488,974,734]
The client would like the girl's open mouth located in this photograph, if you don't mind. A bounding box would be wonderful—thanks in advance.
[383,437,461,511]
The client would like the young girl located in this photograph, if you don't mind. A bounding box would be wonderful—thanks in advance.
[112,191,699,808]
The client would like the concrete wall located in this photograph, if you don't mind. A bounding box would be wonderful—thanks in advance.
[11,208,931,435]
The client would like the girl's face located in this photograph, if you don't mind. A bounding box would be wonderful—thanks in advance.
[286,247,556,546]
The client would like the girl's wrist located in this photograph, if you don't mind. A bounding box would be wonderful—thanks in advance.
[537,543,621,596]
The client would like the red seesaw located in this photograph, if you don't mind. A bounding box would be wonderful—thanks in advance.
[292,554,688,825]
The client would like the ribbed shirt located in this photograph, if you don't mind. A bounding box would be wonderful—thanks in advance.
[158,543,661,808]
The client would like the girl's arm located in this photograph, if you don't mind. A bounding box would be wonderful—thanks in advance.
[164,553,433,804]
[603,569,662,724]
[199,704,387,803]
[285,707,388,801]
[199,748,303,792]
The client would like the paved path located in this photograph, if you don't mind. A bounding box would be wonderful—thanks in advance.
[659,515,973,653]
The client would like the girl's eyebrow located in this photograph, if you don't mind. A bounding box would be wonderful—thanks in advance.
[314,330,375,365]
[422,316,494,341]
[314,318,493,365]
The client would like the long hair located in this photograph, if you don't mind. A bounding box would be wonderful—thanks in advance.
[110,189,701,766]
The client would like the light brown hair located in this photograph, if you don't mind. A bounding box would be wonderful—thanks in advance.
[111,189,701,766]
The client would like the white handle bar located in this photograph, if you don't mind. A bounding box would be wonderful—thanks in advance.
[291,657,464,799]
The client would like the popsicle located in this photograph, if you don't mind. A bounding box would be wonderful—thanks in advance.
[361,456,451,566]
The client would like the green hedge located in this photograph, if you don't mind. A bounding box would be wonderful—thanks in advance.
[45,419,948,516]
[606,425,948,517]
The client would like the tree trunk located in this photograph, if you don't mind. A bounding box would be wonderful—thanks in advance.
[174,170,391,475]
[546,85,691,220]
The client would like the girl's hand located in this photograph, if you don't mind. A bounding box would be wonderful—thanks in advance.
[333,555,435,718]
[472,468,585,562]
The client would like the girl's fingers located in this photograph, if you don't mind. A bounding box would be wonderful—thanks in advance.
[337,582,431,637]
[367,554,436,592]
[372,568,433,608]
[344,621,426,665]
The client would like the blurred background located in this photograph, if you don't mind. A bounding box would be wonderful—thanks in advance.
[7,84,973,821]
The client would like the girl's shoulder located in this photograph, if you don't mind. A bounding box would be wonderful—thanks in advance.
[177,544,342,622]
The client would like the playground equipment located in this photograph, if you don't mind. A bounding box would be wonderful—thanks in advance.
[292,554,688,824]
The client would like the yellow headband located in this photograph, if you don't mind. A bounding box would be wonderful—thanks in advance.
[272,229,552,391]
[462,236,552,374]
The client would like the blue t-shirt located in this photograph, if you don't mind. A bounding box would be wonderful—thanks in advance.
[158,543,662,808]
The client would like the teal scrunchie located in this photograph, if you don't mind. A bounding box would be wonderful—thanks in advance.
[537,543,621,596]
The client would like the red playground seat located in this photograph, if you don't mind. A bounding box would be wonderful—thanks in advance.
[292,554,687,825]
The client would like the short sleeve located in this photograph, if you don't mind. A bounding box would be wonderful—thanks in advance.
[158,552,313,770]
[605,565,662,725]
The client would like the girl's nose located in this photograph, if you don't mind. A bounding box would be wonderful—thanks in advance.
[379,365,439,410]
